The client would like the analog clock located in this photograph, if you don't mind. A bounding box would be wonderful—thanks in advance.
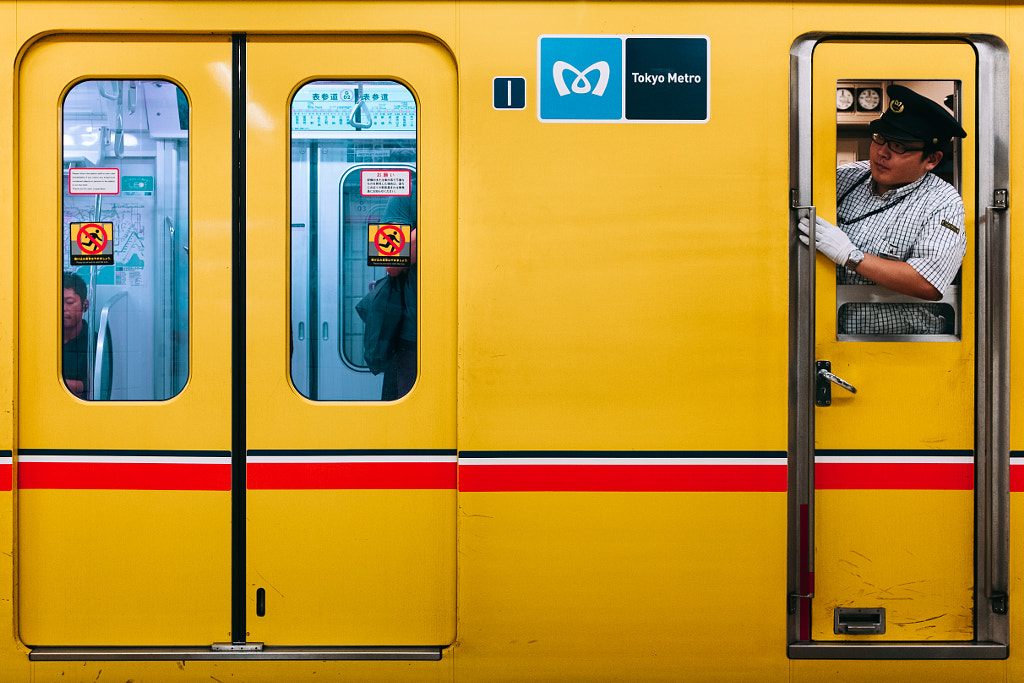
[836,88,854,112]
[856,87,882,112]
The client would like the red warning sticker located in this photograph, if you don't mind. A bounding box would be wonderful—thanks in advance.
[368,223,411,267]
[70,222,115,265]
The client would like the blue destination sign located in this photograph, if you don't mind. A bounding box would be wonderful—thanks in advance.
[538,35,709,123]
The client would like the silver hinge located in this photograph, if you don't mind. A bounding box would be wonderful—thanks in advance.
[991,189,1009,210]
[211,642,264,652]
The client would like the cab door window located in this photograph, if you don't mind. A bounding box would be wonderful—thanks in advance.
[833,79,965,341]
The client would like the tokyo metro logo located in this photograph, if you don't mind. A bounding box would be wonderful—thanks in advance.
[552,60,611,97]
[537,35,710,123]
[539,36,622,120]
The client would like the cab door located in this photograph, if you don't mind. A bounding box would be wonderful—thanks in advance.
[813,42,977,644]
[787,35,1010,657]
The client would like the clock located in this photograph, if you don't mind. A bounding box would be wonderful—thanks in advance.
[856,87,882,112]
[836,87,854,112]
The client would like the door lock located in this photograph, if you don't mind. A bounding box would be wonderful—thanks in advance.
[815,360,857,407]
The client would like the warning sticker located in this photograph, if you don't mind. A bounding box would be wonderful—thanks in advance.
[69,168,120,195]
[368,223,412,267]
[70,222,115,265]
[361,169,412,197]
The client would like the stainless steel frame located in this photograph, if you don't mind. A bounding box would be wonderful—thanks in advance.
[787,32,1010,659]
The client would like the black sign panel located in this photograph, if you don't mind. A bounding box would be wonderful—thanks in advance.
[624,37,709,122]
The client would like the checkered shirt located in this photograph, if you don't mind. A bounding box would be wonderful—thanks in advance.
[834,161,967,335]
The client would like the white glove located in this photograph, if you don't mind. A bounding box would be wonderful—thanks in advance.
[798,216,856,266]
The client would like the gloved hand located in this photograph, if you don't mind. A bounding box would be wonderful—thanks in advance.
[798,216,856,266]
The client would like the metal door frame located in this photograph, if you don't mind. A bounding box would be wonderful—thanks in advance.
[786,32,1010,660]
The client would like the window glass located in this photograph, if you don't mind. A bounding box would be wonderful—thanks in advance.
[290,80,417,400]
[62,79,190,399]
[834,79,963,341]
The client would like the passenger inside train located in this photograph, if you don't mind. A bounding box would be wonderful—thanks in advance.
[379,180,417,400]
[61,271,91,398]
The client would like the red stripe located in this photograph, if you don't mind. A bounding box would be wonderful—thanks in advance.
[815,462,973,490]
[18,462,231,491]
[1011,464,1024,492]
[16,461,983,492]
[457,464,787,492]
[0,464,10,492]
[247,462,456,490]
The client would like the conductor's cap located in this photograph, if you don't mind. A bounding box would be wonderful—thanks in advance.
[869,84,967,145]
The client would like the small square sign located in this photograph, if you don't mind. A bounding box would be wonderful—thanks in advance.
[494,77,527,110]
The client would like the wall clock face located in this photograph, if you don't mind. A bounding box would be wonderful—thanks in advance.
[857,87,882,112]
[836,87,854,111]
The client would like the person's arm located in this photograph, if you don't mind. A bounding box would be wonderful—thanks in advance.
[852,255,942,300]
[799,216,942,300]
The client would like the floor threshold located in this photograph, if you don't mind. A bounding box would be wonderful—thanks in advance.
[29,645,443,661]
[788,641,1008,660]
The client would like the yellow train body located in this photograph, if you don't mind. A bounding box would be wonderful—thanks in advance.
[0,1,1021,681]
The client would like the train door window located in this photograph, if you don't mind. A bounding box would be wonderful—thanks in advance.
[833,79,964,342]
[62,79,190,400]
[290,80,417,401]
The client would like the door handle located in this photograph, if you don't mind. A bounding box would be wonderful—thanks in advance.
[815,360,856,407]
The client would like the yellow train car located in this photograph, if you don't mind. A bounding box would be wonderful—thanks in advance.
[0,1,1022,681]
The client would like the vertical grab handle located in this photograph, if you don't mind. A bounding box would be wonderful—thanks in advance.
[986,192,1010,616]
[789,202,817,615]
[794,202,817,410]
[801,205,817,312]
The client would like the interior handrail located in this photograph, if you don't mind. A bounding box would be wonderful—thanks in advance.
[93,291,128,399]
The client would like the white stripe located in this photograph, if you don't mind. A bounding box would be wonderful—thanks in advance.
[816,455,973,465]
[457,457,785,466]
[18,455,231,465]
[20,455,456,465]
[247,455,457,464]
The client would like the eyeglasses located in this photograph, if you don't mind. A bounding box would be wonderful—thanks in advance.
[871,133,925,155]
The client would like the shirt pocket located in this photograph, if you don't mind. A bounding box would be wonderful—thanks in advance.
[870,229,915,261]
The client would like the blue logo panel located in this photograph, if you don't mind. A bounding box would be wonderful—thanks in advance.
[538,36,623,121]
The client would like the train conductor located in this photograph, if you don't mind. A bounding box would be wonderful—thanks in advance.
[800,84,968,335]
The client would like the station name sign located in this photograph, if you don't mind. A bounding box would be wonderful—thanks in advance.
[538,35,709,123]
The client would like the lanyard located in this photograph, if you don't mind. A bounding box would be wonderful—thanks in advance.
[837,170,918,227]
